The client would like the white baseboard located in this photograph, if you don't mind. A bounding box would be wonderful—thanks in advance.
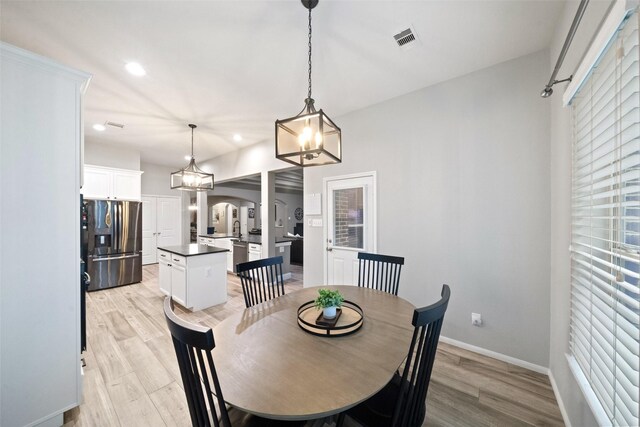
[548,368,572,427]
[282,272,292,281]
[438,336,549,375]
[29,411,63,427]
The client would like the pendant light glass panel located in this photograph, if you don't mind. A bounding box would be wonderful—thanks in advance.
[276,109,341,167]
[170,159,214,191]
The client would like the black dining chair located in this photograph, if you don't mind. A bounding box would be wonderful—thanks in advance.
[236,256,286,308]
[357,252,405,296]
[163,297,304,427]
[337,285,451,427]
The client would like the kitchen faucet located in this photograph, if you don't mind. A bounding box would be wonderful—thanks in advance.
[233,220,241,239]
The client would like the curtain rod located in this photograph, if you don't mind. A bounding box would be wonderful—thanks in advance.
[541,0,590,98]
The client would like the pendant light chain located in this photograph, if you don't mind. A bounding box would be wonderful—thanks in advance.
[190,126,194,158]
[307,5,312,100]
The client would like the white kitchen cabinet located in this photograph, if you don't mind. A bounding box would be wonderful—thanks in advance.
[199,237,215,246]
[158,247,228,311]
[158,255,172,296]
[1,42,90,427]
[210,238,234,272]
[83,165,143,200]
[112,170,142,200]
[248,243,262,262]
[227,244,234,272]
[171,263,187,307]
[83,167,111,198]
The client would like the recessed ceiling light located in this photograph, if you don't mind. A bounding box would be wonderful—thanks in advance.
[184,155,192,161]
[93,124,106,131]
[233,134,242,142]
[125,62,146,76]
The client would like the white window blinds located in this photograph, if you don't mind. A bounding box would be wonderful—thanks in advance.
[570,11,640,427]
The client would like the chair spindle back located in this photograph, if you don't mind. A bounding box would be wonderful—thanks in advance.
[357,252,405,296]
[236,256,285,308]
[163,297,230,427]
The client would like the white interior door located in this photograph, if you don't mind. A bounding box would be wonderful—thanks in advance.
[157,196,181,249]
[326,173,376,286]
[141,196,157,265]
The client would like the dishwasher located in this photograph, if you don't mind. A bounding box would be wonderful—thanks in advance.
[232,241,248,272]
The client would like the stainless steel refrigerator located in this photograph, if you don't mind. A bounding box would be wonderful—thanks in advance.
[84,199,142,291]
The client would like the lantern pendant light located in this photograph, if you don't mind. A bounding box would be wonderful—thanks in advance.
[170,124,214,191]
[275,0,342,167]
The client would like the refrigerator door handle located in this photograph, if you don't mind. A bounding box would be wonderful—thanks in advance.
[91,253,140,262]
[113,203,119,252]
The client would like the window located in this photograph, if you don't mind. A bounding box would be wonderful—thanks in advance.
[570,11,639,427]
[332,187,364,249]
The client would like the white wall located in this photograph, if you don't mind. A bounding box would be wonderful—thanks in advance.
[304,50,551,367]
[548,1,612,426]
[84,140,140,170]
[198,142,290,182]
[141,161,183,197]
[275,192,304,235]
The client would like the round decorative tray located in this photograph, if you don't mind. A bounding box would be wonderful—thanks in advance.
[297,300,364,337]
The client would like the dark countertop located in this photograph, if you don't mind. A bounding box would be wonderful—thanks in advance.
[230,235,262,245]
[230,235,301,245]
[198,233,235,239]
[158,244,229,257]
[278,236,303,242]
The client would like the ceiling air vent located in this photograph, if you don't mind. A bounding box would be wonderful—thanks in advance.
[393,26,419,50]
[105,121,125,129]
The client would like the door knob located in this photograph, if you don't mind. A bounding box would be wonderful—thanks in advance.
[326,247,333,252]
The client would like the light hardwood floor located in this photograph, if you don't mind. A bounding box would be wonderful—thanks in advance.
[64,264,564,427]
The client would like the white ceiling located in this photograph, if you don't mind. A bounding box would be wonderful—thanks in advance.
[1,0,563,167]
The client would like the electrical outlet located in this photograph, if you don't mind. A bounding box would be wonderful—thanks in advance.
[472,312,482,326]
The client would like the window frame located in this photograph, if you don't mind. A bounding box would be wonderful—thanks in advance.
[566,4,640,426]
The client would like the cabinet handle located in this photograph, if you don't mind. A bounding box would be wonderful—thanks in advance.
[160,254,167,258]
[168,263,172,267]
[173,258,180,262]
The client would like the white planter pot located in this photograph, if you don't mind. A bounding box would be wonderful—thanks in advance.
[323,306,337,319]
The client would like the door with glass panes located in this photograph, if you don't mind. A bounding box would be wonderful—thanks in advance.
[325,173,376,285]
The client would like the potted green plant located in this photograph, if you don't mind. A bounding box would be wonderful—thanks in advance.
[314,289,345,319]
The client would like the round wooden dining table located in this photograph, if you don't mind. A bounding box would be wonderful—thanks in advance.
[212,285,415,420]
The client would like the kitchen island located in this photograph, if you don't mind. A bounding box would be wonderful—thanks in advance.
[157,244,229,311]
